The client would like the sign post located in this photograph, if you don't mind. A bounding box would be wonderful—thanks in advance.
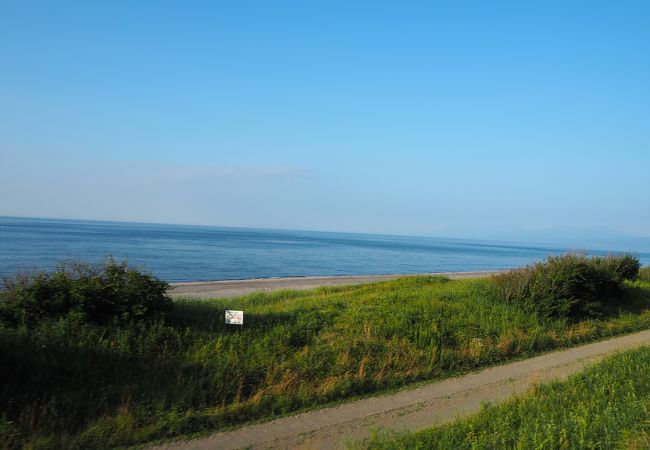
[225,310,244,329]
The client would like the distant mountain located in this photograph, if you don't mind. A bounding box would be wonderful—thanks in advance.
[432,225,650,253]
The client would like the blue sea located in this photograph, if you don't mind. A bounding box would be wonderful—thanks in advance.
[0,216,648,283]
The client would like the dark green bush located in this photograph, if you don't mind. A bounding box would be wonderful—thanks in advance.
[591,253,641,282]
[492,253,640,320]
[0,259,172,326]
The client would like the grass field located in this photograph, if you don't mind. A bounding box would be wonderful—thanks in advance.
[2,275,650,448]
[358,344,650,449]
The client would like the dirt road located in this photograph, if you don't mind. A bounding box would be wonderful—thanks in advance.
[152,329,650,450]
[168,271,505,299]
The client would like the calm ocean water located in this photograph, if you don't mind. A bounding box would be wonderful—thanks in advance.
[1,216,648,283]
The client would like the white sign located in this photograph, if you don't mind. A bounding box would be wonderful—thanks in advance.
[225,310,244,325]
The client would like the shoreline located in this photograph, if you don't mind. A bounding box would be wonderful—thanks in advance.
[168,270,507,299]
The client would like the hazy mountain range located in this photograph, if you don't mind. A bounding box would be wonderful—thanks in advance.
[433,225,650,253]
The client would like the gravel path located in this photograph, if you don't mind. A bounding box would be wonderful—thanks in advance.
[151,329,650,450]
[168,271,506,299]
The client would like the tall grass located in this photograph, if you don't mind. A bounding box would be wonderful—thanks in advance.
[640,266,650,282]
[2,274,650,448]
[358,345,650,449]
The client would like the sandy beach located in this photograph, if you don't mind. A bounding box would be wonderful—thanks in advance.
[168,270,506,299]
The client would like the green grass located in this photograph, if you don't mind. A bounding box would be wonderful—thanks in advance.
[3,276,650,449]
[358,344,650,449]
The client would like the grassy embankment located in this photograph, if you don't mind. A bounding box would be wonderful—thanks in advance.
[1,261,650,448]
[358,343,650,449]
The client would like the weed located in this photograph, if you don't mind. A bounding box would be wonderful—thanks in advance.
[1,263,650,448]
[358,346,650,449]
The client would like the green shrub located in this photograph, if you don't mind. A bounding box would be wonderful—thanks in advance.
[0,259,172,326]
[591,253,641,281]
[639,267,650,282]
[492,253,640,320]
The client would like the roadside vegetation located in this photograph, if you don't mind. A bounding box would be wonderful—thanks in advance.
[358,345,650,449]
[640,265,650,282]
[1,255,649,449]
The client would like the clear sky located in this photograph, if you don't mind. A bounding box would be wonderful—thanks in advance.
[1,1,649,236]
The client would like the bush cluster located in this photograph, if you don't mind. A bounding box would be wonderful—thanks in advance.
[492,253,640,319]
[0,259,172,326]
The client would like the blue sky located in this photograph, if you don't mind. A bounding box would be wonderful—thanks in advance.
[1,1,649,237]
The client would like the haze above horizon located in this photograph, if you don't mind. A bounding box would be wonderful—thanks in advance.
[2,1,649,236]
[4,215,650,255]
